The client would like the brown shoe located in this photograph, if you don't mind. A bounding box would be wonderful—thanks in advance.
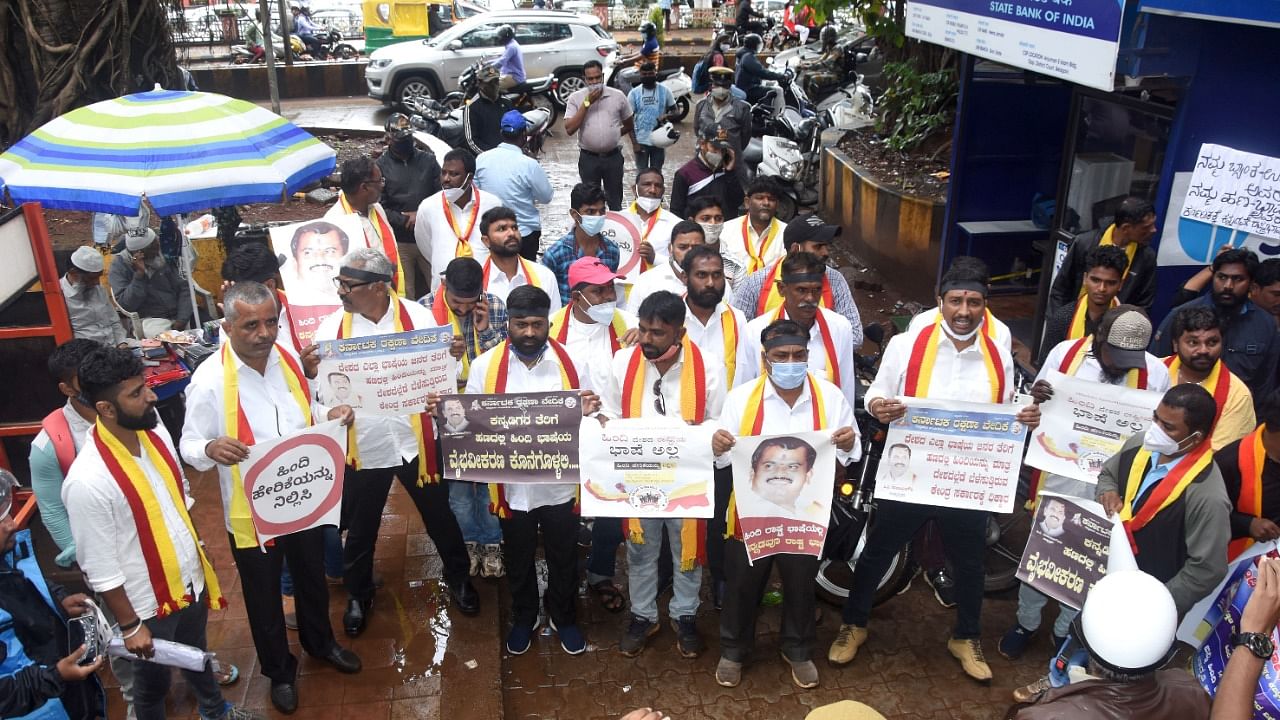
[827,624,868,666]
[947,638,992,682]
[1012,676,1051,704]
[715,657,743,687]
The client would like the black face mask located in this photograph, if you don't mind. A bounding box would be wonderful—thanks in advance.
[391,136,414,155]
[642,77,657,89]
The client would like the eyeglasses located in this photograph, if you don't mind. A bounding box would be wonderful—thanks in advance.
[364,177,386,187]
[652,379,666,416]
[333,277,377,293]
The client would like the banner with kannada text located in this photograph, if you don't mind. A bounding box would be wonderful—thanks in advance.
[439,391,581,483]
[579,417,716,518]
[240,420,347,544]
[269,216,366,346]
[1015,493,1112,610]
[314,327,456,417]
[730,431,835,564]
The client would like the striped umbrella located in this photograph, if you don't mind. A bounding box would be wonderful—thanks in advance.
[0,88,336,216]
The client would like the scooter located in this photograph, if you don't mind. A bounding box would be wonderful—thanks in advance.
[229,33,303,63]
[608,65,694,123]
[443,59,559,123]
[747,68,813,140]
[742,97,830,220]
[409,98,552,158]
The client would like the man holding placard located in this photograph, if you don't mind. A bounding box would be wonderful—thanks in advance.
[1218,394,1280,562]
[594,291,726,659]
[1162,306,1255,450]
[313,249,478,636]
[181,282,361,714]
[831,258,1039,683]
[710,319,858,690]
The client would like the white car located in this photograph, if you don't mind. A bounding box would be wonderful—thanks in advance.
[365,9,618,109]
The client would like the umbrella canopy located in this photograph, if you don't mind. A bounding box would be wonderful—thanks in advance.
[0,88,336,216]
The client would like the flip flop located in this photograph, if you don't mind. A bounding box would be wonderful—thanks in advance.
[588,579,626,613]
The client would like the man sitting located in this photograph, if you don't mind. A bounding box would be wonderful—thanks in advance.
[107,228,194,337]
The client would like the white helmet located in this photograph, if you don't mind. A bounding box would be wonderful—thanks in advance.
[649,122,680,148]
[1078,570,1177,674]
[0,468,16,518]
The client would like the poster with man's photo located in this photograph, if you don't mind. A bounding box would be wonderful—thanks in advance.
[269,216,365,345]
[1014,493,1112,610]
[314,327,456,416]
[729,431,835,564]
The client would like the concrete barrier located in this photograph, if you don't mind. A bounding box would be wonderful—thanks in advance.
[821,145,944,302]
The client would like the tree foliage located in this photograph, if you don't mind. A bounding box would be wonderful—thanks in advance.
[0,0,180,145]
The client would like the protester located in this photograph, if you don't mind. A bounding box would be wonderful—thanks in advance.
[712,319,859,689]
[313,249,479,636]
[628,64,675,172]
[721,178,788,277]
[694,67,751,155]
[62,346,258,720]
[181,282,361,713]
[622,168,683,267]
[1037,244,1127,364]
[1163,306,1255,450]
[108,227,194,337]
[478,207,561,310]
[325,157,408,297]
[1049,196,1158,310]
[626,220,722,312]
[62,246,125,345]
[564,60,635,211]
[378,113,441,299]
[672,124,744,223]
[1252,258,1280,325]
[1216,391,1280,561]
[475,111,553,260]
[220,242,305,355]
[1209,557,1280,720]
[541,183,624,302]
[685,196,742,285]
[414,148,502,293]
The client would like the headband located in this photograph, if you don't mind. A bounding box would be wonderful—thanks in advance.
[763,334,809,350]
[780,272,825,284]
[339,266,392,283]
[938,279,988,297]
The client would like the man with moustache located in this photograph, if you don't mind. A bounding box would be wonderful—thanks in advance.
[287,221,351,304]
[325,158,408,297]
[621,168,683,266]
[1038,499,1067,539]
[1050,196,1159,310]
[626,220,735,311]
[1162,307,1254,450]
[61,246,126,344]
[720,178,788,278]
[419,257,508,390]
[477,206,561,311]
[684,196,742,286]
[740,436,825,522]
[883,443,917,494]
[414,149,502,294]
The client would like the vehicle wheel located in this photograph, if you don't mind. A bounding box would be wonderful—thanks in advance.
[669,96,690,123]
[442,92,466,111]
[816,544,914,607]
[983,469,1033,593]
[775,192,797,222]
[395,75,436,111]
[554,71,585,106]
[530,93,560,125]
[336,44,358,60]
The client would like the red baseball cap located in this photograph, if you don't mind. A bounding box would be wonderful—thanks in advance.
[568,256,624,291]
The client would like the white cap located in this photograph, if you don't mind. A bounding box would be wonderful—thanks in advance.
[125,227,157,252]
[0,468,16,518]
[70,246,104,273]
[1079,570,1176,672]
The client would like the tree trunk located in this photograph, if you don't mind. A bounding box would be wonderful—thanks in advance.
[0,0,180,146]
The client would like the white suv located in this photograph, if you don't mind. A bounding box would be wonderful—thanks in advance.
[365,10,618,109]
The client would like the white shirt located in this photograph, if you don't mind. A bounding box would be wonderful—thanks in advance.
[685,301,751,389]
[715,375,859,468]
[866,320,1016,407]
[465,343,588,511]
[557,308,637,370]
[741,307,860,407]
[324,199,401,265]
[623,259,735,312]
[413,187,502,293]
[181,343,314,532]
[621,206,683,266]
[595,344,726,422]
[482,256,562,311]
[313,298,435,468]
[62,425,205,620]
[720,215,787,277]
[1037,338,1172,392]
[908,308,1013,352]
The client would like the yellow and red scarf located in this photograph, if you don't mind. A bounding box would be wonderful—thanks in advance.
[484,339,580,517]
[1164,355,1232,427]
[338,295,439,485]
[223,342,312,549]
[431,291,482,385]
[742,218,781,274]
[904,313,1004,402]
[1059,336,1148,389]
[1229,426,1267,560]
[1079,225,1137,298]
[1121,440,1214,554]
[720,305,739,387]
[93,421,226,616]
[276,290,303,352]
[629,203,662,273]
[482,256,543,293]
[550,305,627,355]
[1067,297,1118,340]
[443,188,481,258]
[755,259,834,316]
[622,337,708,569]
[339,192,405,297]
[770,305,841,387]
[725,373,827,538]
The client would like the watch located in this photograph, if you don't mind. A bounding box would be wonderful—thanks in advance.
[1231,631,1275,659]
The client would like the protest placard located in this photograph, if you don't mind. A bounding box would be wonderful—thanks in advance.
[579,417,716,518]
[1178,541,1279,648]
[1181,143,1280,241]
[440,391,582,484]
[1015,493,1112,610]
[730,431,835,564]
[600,212,644,284]
[240,420,347,544]
[1025,370,1162,484]
[269,216,366,346]
[314,327,455,416]
[874,397,1026,513]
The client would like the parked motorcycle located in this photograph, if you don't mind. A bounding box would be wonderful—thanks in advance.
[606,65,693,123]
[408,97,552,158]
[747,68,812,139]
[312,27,359,61]
[229,33,304,63]
[713,16,772,47]
[443,59,559,124]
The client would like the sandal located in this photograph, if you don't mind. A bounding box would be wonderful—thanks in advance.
[589,579,626,613]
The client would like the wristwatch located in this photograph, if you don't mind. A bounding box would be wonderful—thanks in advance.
[1231,631,1275,659]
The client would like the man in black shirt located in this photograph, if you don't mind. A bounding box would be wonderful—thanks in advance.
[465,66,514,155]
[377,113,441,298]
[1049,197,1158,311]
[1218,391,1280,557]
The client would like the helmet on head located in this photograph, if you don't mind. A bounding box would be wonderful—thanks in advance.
[497,24,515,43]
[1077,570,1177,675]
[743,33,763,51]
[648,122,679,148]
[639,21,657,37]
[385,112,412,138]
[476,63,501,84]
[820,25,837,45]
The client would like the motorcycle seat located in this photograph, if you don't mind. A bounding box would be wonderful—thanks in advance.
[656,68,682,81]
[510,76,554,94]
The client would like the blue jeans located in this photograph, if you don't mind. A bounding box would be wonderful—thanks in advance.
[448,480,502,544]
[626,518,701,622]
[634,144,666,172]
[281,525,344,595]
[1016,582,1078,638]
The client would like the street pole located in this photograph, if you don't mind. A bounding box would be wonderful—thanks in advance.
[259,0,281,114]
[278,0,294,66]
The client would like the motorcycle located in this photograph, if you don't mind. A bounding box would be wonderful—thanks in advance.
[606,65,694,123]
[747,67,813,139]
[229,33,304,64]
[742,78,826,220]
[443,59,559,124]
[765,18,802,51]
[312,27,359,61]
[713,16,772,47]
[408,97,552,159]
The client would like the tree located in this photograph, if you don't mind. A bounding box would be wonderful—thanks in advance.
[0,0,180,145]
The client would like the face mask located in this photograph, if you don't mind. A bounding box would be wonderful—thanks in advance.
[702,150,724,169]
[442,175,471,203]
[588,82,604,94]
[1142,422,1191,456]
[768,360,808,390]
[642,77,657,89]
[391,136,414,155]
[577,213,606,236]
[635,196,661,213]
[583,298,616,324]
[699,221,723,243]
[941,316,984,343]
[710,86,730,102]
[719,43,730,52]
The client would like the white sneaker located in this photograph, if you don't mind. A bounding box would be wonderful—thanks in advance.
[481,543,505,578]
[465,542,481,577]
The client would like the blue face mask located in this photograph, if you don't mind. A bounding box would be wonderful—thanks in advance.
[577,213,606,236]
[768,361,808,389]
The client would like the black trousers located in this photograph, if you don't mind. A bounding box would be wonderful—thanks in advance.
[500,499,579,629]
[520,230,542,262]
[842,499,986,639]
[229,527,336,683]
[342,457,470,602]
[578,148,624,211]
[719,539,817,662]
[132,592,225,720]
[705,465,734,582]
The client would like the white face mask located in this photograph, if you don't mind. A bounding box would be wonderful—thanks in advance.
[442,174,472,203]
[582,297,616,324]
[1143,423,1197,457]
[635,195,661,213]
[941,316,984,343]
[699,221,723,244]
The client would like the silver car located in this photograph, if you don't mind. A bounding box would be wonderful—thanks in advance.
[365,9,618,109]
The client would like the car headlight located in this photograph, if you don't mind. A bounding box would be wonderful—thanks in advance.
[370,58,391,69]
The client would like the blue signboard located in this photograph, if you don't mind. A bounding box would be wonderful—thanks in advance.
[1140,0,1280,29]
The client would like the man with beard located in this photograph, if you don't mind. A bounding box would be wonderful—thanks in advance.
[325,158,408,298]
[62,246,126,344]
[314,249,479,636]
[741,252,859,407]
[180,282,362,714]
[626,220,734,311]
[1162,306,1254,450]
[414,149,502,294]
[477,207,562,310]
[62,347,260,720]
[378,113,441,299]
[287,221,351,305]
[1038,245,1128,365]
[595,290,726,659]
[721,178,788,278]
[465,65,514,154]
[1050,196,1159,310]
[108,227,194,337]
[1152,248,1278,402]
[453,285,602,655]
[419,257,508,390]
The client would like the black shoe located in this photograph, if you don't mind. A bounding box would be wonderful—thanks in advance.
[343,598,371,637]
[712,579,726,611]
[320,645,362,674]
[577,522,593,548]
[925,569,957,609]
[449,580,481,616]
[270,681,298,714]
